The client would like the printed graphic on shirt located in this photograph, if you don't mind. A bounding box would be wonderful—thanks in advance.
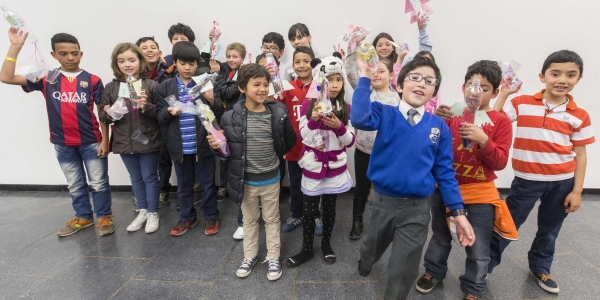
[292,104,303,122]
[23,71,103,146]
[429,127,440,144]
[449,116,496,181]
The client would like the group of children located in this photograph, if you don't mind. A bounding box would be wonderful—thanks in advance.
[0,19,594,300]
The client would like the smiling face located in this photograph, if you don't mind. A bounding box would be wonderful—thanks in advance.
[289,31,311,49]
[462,74,498,110]
[138,40,161,65]
[375,38,394,59]
[372,62,393,91]
[240,76,269,106]
[51,42,82,72]
[170,33,189,45]
[539,62,582,100]
[226,49,244,71]
[396,66,437,108]
[293,52,313,80]
[116,50,141,78]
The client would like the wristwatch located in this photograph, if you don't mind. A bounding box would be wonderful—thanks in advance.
[445,209,468,218]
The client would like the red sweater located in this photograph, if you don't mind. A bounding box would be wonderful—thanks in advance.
[446,110,512,185]
[280,78,312,161]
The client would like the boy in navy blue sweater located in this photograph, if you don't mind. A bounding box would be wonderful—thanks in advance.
[351,57,476,300]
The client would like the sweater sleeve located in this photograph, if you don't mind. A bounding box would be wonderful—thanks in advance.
[401,30,434,67]
[432,123,464,211]
[350,77,382,131]
[477,115,513,171]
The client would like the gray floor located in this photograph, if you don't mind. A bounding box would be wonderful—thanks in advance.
[0,190,599,300]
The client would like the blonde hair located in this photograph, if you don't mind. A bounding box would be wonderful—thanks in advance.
[226,42,246,58]
[110,43,150,80]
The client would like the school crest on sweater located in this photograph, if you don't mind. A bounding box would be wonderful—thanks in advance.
[429,127,440,144]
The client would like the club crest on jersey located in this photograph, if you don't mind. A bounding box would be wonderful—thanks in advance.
[80,81,88,88]
[52,91,87,103]
[429,127,440,144]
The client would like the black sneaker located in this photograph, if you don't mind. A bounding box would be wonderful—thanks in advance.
[358,260,371,276]
[416,273,440,293]
[131,196,139,211]
[217,187,228,202]
[158,191,170,209]
[530,271,559,293]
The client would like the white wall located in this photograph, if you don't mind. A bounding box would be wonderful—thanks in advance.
[1,0,599,188]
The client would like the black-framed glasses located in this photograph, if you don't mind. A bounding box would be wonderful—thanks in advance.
[261,46,280,52]
[405,73,440,86]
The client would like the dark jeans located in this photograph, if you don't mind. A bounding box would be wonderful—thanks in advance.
[353,149,371,216]
[120,151,161,213]
[158,143,173,192]
[219,158,229,188]
[489,177,572,274]
[359,191,430,300]
[423,189,494,297]
[173,154,219,222]
[287,161,304,219]
[54,143,112,219]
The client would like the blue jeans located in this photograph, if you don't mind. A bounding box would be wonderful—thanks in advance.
[423,189,494,297]
[173,154,219,222]
[54,143,111,219]
[120,151,160,213]
[489,177,572,274]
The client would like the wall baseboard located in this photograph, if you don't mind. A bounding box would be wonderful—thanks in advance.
[1,185,599,196]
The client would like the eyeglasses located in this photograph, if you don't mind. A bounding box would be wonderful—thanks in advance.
[405,73,440,86]
[261,46,280,52]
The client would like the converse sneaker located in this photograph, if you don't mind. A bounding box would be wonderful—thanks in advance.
[127,209,148,232]
[281,217,303,232]
[416,273,440,293]
[233,226,244,240]
[145,212,159,233]
[236,256,258,278]
[530,271,559,293]
[265,257,282,281]
[57,217,94,237]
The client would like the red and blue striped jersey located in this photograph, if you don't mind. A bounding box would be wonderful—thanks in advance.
[22,70,104,146]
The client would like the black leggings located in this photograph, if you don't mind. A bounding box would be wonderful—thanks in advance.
[353,149,371,216]
[302,194,337,251]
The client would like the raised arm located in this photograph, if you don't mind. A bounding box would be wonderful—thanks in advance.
[0,28,28,86]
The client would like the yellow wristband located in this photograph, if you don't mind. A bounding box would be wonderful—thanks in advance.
[5,56,16,63]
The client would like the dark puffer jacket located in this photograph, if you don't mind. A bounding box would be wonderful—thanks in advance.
[220,100,297,204]
[214,62,241,111]
[155,77,224,163]
[98,78,162,154]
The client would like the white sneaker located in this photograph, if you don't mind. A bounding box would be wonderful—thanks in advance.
[145,212,159,233]
[127,209,148,232]
[233,226,244,240]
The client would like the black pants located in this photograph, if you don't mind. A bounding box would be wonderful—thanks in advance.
[158,143,173,192]
[352,149,371,216]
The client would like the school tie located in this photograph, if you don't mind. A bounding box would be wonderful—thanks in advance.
[407,109,418,126]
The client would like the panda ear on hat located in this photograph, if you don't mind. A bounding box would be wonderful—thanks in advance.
[310,58,322,69]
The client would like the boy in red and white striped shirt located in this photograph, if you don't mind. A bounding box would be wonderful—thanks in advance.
[489,50,594,294]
